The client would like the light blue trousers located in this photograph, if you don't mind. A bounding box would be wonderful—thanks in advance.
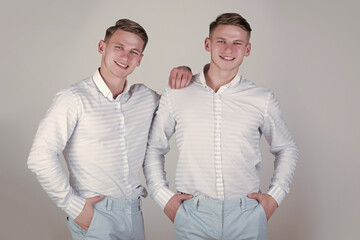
[67,197,144,240]
[174,197,268,240]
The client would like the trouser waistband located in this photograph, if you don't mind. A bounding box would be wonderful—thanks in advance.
[94,196,141,211]
[183,197,259,212]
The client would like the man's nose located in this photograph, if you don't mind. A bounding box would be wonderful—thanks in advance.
[224,44,232,52]
[118,50,129,61]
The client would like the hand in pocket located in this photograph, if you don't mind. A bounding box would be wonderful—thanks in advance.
[74,195,104,230]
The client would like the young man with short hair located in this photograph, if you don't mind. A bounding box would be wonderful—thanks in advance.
[28,19,191,240]
[144,13,298,240]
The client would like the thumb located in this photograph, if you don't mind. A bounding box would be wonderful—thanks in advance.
[179,194,193,201]
[247,192,260,200]
[88,195,105,204]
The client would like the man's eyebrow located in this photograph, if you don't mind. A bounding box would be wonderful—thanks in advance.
[112,42,124,47]
[130,47,142,52]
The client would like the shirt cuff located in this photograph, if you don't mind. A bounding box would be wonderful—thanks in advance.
[267,185,286,206]
[64,194,86,219]
[153,188,175,210]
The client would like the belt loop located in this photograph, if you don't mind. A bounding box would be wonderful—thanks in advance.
[192,197,200,210]
[240,198,245,210]
[106,198,112,211]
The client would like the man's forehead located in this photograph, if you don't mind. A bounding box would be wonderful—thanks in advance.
[108,30,144,48]
[212,25,249,40]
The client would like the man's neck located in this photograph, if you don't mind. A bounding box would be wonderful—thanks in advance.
[205,64,238,92]
[99,68,127,99]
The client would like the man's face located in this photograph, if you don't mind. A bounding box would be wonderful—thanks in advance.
[99,29,144,81]
[205,24,251,73]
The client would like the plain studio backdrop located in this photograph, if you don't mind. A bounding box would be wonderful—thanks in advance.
[1,0,359,239]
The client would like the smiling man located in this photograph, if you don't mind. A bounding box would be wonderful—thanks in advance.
[27,19,191,240]
[144,13,298,240]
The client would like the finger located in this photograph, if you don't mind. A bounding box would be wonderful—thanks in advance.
[183,74,191,88]
[247,192,260,200]
[169,69,178,89]
[168,70,173,88]
[180,74,188,88]
[172,73,178,89]
[89,195,105,204]
[186,77,191,87]
[175,74,182,89]
[178,194,193,201]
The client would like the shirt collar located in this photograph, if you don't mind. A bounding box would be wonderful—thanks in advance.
[92,69,129,100]
[199,64,242,91]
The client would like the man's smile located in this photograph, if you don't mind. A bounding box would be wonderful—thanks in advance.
[115,61,129,69]
[220,55,235,61]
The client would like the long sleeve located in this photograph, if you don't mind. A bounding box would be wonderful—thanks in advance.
[261,93,299,206]
[143,88,176,210]
[27,89,86,219]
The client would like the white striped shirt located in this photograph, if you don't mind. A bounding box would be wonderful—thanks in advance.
[144,66,298,209]
[28,70,160,219]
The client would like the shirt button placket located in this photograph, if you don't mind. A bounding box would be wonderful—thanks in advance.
[214,94,224,199]
[118,102,131,198]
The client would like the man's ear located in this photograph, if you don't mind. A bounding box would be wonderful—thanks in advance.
[137,54,144,67]
[205,37,211,52]
[245,42,251,57]
[98,40,105,54]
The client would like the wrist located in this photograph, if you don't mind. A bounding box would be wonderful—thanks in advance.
[153,188,175,210]
[267,185,286,207]
[65,194,86,219]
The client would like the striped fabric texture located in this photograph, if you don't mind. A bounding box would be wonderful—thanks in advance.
[144,67,298,209]
[28,70,160,219]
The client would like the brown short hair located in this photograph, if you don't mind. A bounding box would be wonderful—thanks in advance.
[104,19,148,51]
[209,13,252,39]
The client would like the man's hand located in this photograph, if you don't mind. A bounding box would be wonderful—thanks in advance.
[169,66,192,89]
[164,193,193,223]
[247,193,278,221]
[74,195,104,230]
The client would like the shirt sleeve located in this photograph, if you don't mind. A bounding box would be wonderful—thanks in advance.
[143,87,176,210]
[152,90,161,109]
[261,93,299,206]
[27,89,86,219]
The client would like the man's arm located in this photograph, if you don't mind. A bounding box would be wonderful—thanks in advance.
[248,93,298,220]
[27,89,86,219]
[168,66,192,89]
[143,88,176,207]
[164,193,193,222]
[144,88,192,222]
[73,195,104,230]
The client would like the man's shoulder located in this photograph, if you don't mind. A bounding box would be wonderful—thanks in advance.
[129,83,159,96]
[165,74,202,94]
[240,78,273,98]
[51,77,94,104]
[129,83,160,104]
[55,77,95,100]
[68,77,94,92]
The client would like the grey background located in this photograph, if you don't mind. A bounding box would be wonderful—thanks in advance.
[1,0,359,239]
